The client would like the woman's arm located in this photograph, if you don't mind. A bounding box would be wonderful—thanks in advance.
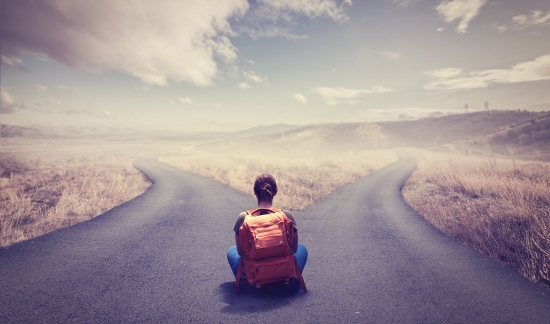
[233,212,246,256]
[292,229,298,253]
[235,234,242,256]
[283,210,299,253]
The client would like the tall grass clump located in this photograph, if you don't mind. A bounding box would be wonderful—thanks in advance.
[160,149,398,211]
[0,156,150,247]
[402,151,550,288]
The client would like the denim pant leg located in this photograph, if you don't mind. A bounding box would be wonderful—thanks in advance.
[227,246,241,278]
[294,244,308,272]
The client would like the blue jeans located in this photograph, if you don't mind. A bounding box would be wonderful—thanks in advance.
[227,244,308,278]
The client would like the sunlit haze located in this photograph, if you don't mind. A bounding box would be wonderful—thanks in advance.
[1,0,550,132]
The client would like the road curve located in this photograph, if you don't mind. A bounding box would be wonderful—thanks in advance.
[1,152,549,323]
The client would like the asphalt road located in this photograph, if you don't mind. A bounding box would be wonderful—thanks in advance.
[1,152,549,323]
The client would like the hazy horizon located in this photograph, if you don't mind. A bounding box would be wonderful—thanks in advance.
[1,0,550,133]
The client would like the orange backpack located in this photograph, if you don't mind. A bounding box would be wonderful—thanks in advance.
[235,207,307,293]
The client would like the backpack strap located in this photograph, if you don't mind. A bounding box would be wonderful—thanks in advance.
[294,256,308,291]
[235,257,244,294]
[247,207,282,216]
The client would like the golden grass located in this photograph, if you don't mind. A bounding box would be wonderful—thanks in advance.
[0,155,150,247]
[402,150,550,287]
[160,149,398,211]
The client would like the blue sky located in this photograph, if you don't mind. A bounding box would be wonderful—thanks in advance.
[1,0,550,132]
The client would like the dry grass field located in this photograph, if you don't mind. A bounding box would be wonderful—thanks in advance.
[160,149,398,211]
[0,137,189,248]
[402,150,550,287]
[0,155,150,248]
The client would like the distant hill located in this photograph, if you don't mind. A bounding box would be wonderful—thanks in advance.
[4,110,548,160]
[1,124,183,140]
[197,110,550,159]
[1,124,52,138]
[231,123,303,138]
[197,122,388,155]
[34,125,184,139]
[378,110,545,147]
[0,124,301,141]
[463,113,550,159]
[159,123,302,142]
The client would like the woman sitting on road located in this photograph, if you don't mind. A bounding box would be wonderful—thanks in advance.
[227,174,308,293]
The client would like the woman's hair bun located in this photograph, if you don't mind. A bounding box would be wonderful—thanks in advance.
[254,174,278,202]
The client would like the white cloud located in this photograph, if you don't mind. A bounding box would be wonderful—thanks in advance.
[424,54,550,90]
[437,27,444,32]
[178,97,193,104]
[2,1,354,86]
[371,86,395,93]
[48,97,62,105]
[424,67,464,79]
[255,0,352,22]
[483,23,507,33]
[1,0,249,87]
[293,93,308,104]
[1,87,26,114]
[495,25,507,32]
[391,0,423,8]
[33,95,64,109]
[513,10,550,29]
[36,85,48,93]
[168,97,193,104]
[243,70,264,83]
[1,55,26,70]
[237,82,251,89]
[104,110,112,117]
[202,102,222,109]
[57,85,81,92]
[436,0,488,33]
[240,0,352,39]
[209,35,239,64]
[312,86,395,105]
[248,60,257,65]
[238,26,309,40]
[377,51,402,60]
